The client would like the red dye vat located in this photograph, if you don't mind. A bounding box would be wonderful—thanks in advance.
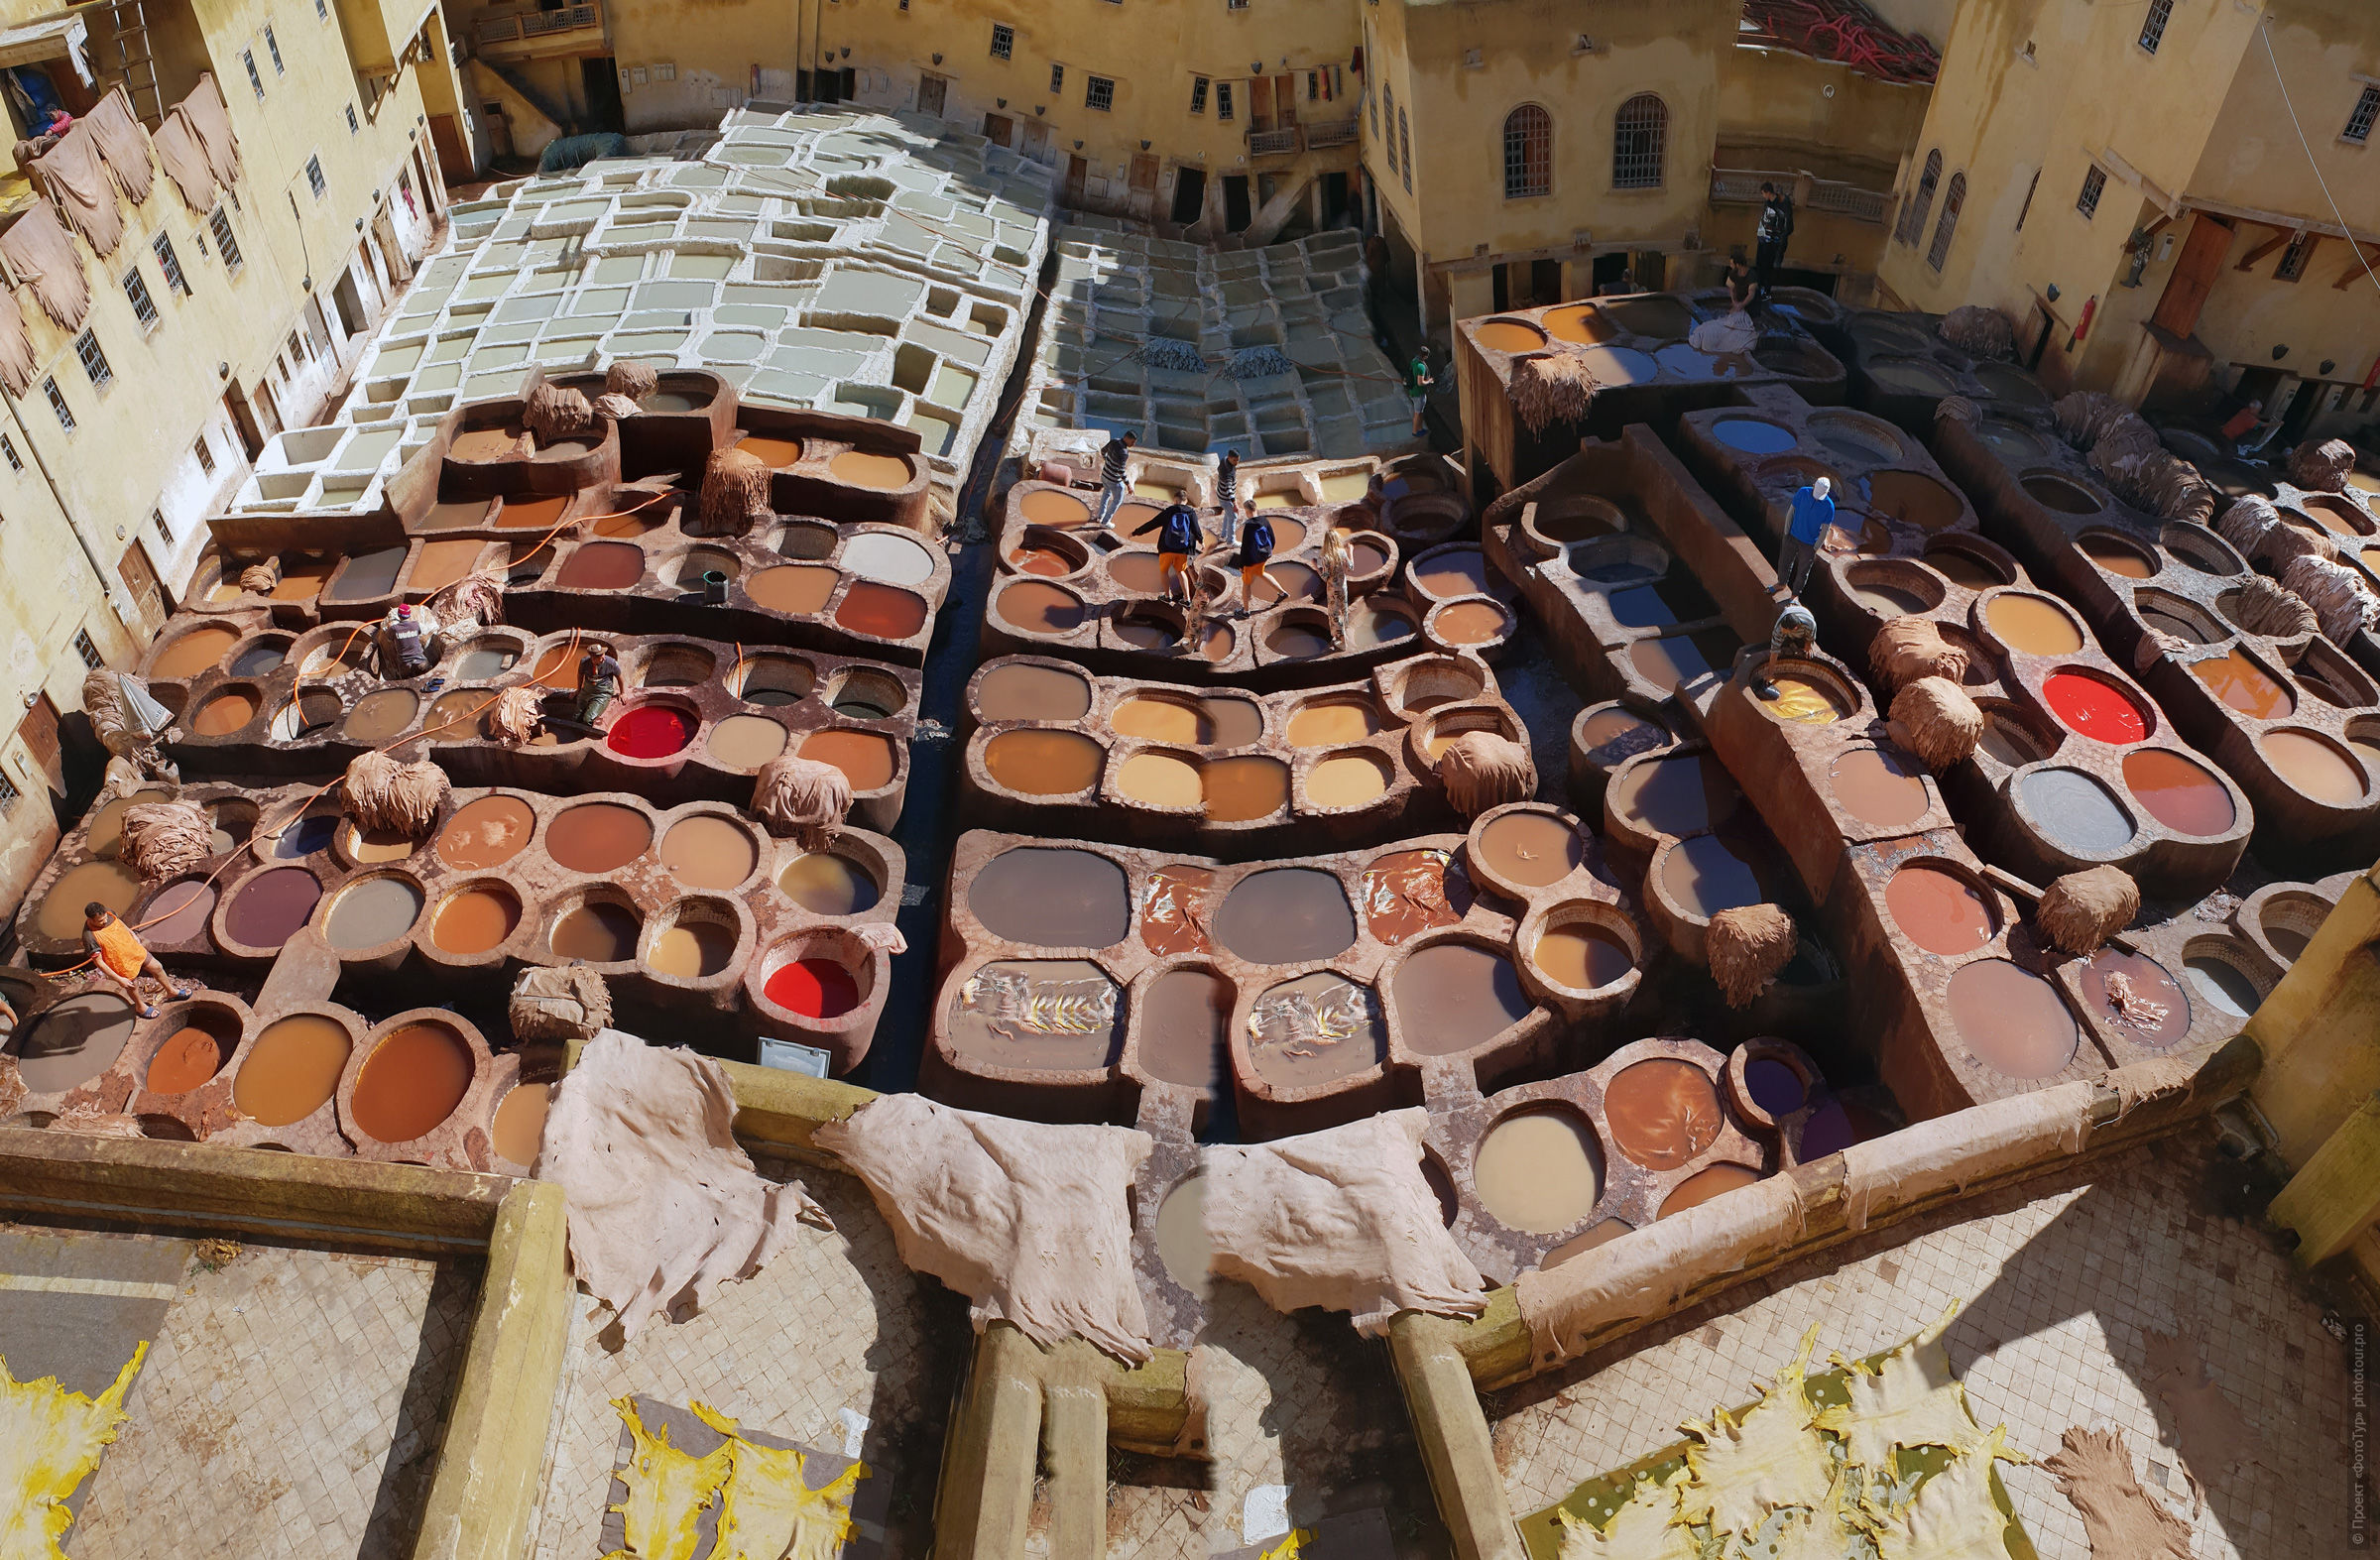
[606,705,694,758]
[765,956,860,1019]
[2043,670,2146,745]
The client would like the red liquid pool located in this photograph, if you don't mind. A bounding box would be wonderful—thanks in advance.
[2043,670,2146,745]
[765,956,860,1019]
[606,705,694,758]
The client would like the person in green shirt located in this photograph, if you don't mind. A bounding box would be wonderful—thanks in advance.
[1404,352,1433,437]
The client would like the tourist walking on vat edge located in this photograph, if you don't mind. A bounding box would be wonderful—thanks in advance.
[1778,476,1836,596]
[1092,429,1136,531]
[1754,182,1794,300]
[1132,500,1204,602]
[1230,509,1284,617]
[83,903,194,1019]
[1213,448,1248,548]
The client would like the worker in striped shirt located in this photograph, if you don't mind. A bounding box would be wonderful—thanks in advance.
[1213,449,1248,548]
[1092,429,1135,530]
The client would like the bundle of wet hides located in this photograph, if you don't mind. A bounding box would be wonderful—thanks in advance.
[697,447,772,536]
[1869,616,1968,690]
[2289,437,2356,493]
[2227,575,2320,639]
[1708,903,1797,1007]
[1939,304,2015,360]
[484,685,544,745]
[2037,865,2139,956]
[339,750,449,837]
[605,360,659,402]
[1437,731,1536,816]
[1512,351,1597,435]
[1890,676,1983,769]
[119,800,209,883]
[2281,554,2377,643]
[238,559,281,595]
[509,963,611,1043]
[524,382,594,445]
[752,756,850,849]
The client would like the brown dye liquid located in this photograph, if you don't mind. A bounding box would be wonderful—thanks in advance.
[1115,696,1209,745]
[450,425,527,460]
[544,803,652,873]
[1926,549,2006,589]
[997,580,1087,635]
[39,862,141,940]
[496,494,569,531]
[14,994,136,1092]
[343,823,416,864]
[2264,729,2367,805]
[1473,1108,1604,1234]
[269,558,334,601]
[1256,561,1322,604]
[984,729,1104,794]
[324,876,423,949]
[745,564,841,614]
[1627,634,1722,691]
[1852,581,1932,615]
[2193,649,2295,718]
[2080,537,2155,578]
[233,1015,351,1126]
[1018,488,1091,527]
[342,688,419,743]
[551,902,642,961]
[778,853,879,915]
[1118,752,1202,807]
[424,499,493,529]
[1202,697,1262,747]
[555,540,646,589]
[146,1025,226,1093]
[1534,925,1633,991]
[1829,747,1929,827]
[88,791,166,859]
[491,1082,551,1166]
[1414,552,1490,598]
[142,882,218,943]
[828,450,909,489]
[1267,622,1332,660]
[1611,754,1738,836]
[648,921,735,978]
[152,626,238,679]
[1661,835,1762,918]
[1394,942,1530,1054]
[1476,813,1582,888]
[1865,471,1963,531]
[1245,971,1385,1087]
[1660,1163,1761,1219]
[1113,616,1179,651]
[707,714,788,770]
[192,690,260,736]
[1106,552,1166,594]
[1948,959,2079,1077]
[1154,1176,1210,1297]
[410,539,488,592]
[437,795,535,870]
[836,582,928,640]
[1434,601,1507,646]
[947,959,1123,1071]
[1307,753,1389,808]
[1201,757,1289,822]
[1138,968,1229,1088]
[661,815,759,889]
[1885,864,1994,956]
[1214,869,1354,962]
[2082,948,2192,1047]
[1139,866,1217,956]
[801,728,896,791]
[2122,749,2235,836]
[433,887,520,954]
[1606,1058,1724,1169]
[588,508,661,540]
[1474,319,1548,354]
[1986,593,2083,656]
[976,662,1091,722]
[352,1022,471,1142]
[1577,707,1667,767]
[735,434,802,467]
[1008,544,1075,577]
[971,847,1130,947]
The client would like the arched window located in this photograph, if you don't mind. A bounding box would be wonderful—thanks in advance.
[1503,104,1551,199]
[1399,107,1412,192]
[1382,86,1397,176]
[1926,172,1966,272]
[1612,94,1665,188]
[1897,150,1941,247]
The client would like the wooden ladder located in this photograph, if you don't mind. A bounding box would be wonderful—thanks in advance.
[104,0,166,127]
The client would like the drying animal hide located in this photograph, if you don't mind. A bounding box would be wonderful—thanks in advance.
[339,750,450,837]
[2037,866,2139,957]
[82,669,141,758]
[1934,395,1980,427]
[81,90,154,206]
[1512,351,1597,435]
[542,1028,828,1341]
[2255,517,2336,570]
[591,391,641,421]
[524,382,594,444]
[1707,903,1797,1007]
[1889,677,1983,769]
[1938,304,2015,360]
[30,126,125,256]
[606,360,659,401]
[2289,437,2357,493]
[813,1092,1154,1362]
[1203,1109,1487,1335]
[849,921,907,958]
[697,448,772,536]
[0,286,33,398]
[178,74,241,188]
[2215,495,2278,556]
[751,756,851,849]
[1437,731,1536,817]
[2053,391,2134,450]
[509,963,612,1042]
[484,685,544,745]
[1869,617,1968,691]
[2230,578,2320,642]
[0,199,88,330]
[2281,553,2377,643]
[1688,311,1758,357]
[238,559,281,595]
[118,800,209,884]
[427,567,505,632]
[150,106,214,213]
[2040,1427,2196,1560]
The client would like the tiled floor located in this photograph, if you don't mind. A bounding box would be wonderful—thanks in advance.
[1488,1136,2351,1558]
[525,1161,967,1560]
[70,1239,478,1559]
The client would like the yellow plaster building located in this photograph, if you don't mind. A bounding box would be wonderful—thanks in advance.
[0,0,472,920]
[1877,0,2380,441]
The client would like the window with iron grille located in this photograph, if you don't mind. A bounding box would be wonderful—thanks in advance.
[0,435,20,472]
[1086,75,1114,111]
[1382,86,1395,174]
[1050,62,1063,94]
[1926,172,1966,271]
[1190,75,1208,114]
[1227,0,1248,10]
[209,206,243,269]
[1611,93,1665,189]
[1897,150,1941,245]
[123,267,158,328]
[43,378,71,430]
[73,630,102,670]
[153,509,172,547]
[243,49,264,98]
[2276,232,2315,281]
[1502,104,1550,199]
[288,329,305,363]
[74,330,110,389]
[2078,165,2105,218]
[305,156,325,198]
[2138,0,2174,55]
[265,24,284,72]
[194,433,214,475]
[152,232,188,296]
[990,23,1012,60]
[1216,81,1233,120]
[2346,84,2380,144]
[315,0,327,19]
[1398,108,1411,192]
[0,767,19,815]
[346,104,359,134]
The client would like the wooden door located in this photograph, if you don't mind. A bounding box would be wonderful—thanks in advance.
[1128,154,1159,218]
[1019,119,1049,161]
[2152,215,2233,339]
[1273,73,1296,126]
[117,543,166,630]
[1064,154,1088,207]
[982,112,1012,147]
[917,73,946,117]
[1249,75,1274,133]
[17,694,61,796]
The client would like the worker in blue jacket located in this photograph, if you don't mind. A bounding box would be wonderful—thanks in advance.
[1778,475,1836,596]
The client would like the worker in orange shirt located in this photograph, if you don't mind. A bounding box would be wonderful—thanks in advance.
[82,902,195,1019]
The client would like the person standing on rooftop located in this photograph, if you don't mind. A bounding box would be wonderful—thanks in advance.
[1092,429,1136,531]
[1755,181,1795,300]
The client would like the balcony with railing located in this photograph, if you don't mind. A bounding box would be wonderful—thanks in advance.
[1710,165,1892,225]
[1246,126,1301,158]
[1303,117,1358,151]
[471,0,606,62]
